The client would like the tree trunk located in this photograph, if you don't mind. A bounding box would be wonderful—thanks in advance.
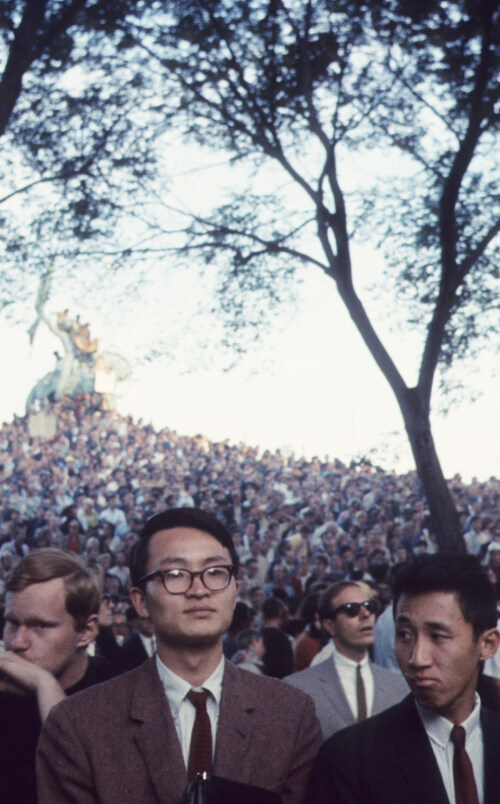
[397,387,464,553]
[334,284,465,554]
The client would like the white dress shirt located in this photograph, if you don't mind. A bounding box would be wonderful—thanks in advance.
[139,633,156,658]
[416,694,483,804]
[156,655,224,767]
[332,645,374,718]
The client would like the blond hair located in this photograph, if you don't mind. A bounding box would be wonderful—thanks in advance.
[6,548,101,630]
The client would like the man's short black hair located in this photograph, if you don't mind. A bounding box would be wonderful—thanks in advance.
[392,553,498,640]
[262,596,287,620]
[129,507,239,587]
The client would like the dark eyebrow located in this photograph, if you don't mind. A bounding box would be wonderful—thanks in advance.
[424,621,454,633]
[395,614,453,634]
[158,555,230,568]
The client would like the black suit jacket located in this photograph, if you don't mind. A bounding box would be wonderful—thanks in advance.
[120,631,149,670]
[307,694,500,804]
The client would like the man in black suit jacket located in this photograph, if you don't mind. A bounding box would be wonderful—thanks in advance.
[307,553,500,804]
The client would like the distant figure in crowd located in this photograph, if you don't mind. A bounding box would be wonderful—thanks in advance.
[261,596,295,679]
[231,628,265,674]
[285,581,407,739]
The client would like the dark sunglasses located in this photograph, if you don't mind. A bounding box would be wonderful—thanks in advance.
[329,600,378,619]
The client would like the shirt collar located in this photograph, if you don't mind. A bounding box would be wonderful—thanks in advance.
[156,654,225,717]
[332,643,369,669]
[416,693,482,748]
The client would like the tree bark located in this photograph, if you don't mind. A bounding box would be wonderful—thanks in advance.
[397,387,464,553]
[0,0,48,137]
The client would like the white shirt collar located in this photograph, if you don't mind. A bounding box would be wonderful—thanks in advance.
[155,654,225,718]
[331,643,369,669]
[416,693,482,748]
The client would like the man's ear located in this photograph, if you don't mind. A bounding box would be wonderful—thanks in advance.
[76,614,99,649]
[321,618,336,639]
[130,586,151,619]
[478,627,500,662]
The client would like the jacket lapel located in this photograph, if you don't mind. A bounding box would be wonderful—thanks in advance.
[481,706,500,804]
[214,662,254,782]
[371,665,387,715]
[393,697,451,804]
[320,659,356,728]
[129,659,187,804]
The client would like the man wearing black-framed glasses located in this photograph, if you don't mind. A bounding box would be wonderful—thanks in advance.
[38,508,322,804]
[285,580,407,739]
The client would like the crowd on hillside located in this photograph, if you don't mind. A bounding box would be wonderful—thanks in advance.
[1,392,500,628]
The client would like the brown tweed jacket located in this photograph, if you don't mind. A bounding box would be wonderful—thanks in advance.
[37,658,322,804]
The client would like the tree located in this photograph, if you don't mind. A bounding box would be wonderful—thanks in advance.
[2,2,499,551]
[119,0,498,552]
[0,1,167,313]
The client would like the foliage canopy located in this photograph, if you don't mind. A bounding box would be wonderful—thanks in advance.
[1,0,500,548]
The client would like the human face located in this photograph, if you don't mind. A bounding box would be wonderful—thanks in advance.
[3,578,94,683]
[272,564,286,584]
[395,591,499,724]
[314,558,328,578]
[131,528,239,654]
[323,585,376,661]
[322,532,336,554]
[249,588,264,609]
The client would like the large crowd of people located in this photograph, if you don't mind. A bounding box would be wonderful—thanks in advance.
[1,393,500,803]
[1,392,499,625]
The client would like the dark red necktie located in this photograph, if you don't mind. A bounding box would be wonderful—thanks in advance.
[450,725,479,804]
[187,689,213,780]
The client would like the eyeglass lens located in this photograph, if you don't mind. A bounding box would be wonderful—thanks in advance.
[334,601,376,618]
[161,566,232,593]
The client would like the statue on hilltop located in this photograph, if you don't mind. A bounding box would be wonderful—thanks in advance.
[26,269,131,410]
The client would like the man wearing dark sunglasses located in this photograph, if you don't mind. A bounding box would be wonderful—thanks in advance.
[285,581,407,739]
[38,508,322,804]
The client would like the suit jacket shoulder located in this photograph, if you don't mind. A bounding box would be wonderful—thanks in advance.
[284,657,353,737]
[481,705,500,804]
[37,658,322,804]
[284,657,408,739]
[38,659,190,804]
[306,695,450,804]
[371,661,409,714]
[216,662,322,803]
[308,697,500,804]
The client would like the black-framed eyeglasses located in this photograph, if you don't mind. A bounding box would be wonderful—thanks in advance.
[328,600,378,619]
[140,564,236,595]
